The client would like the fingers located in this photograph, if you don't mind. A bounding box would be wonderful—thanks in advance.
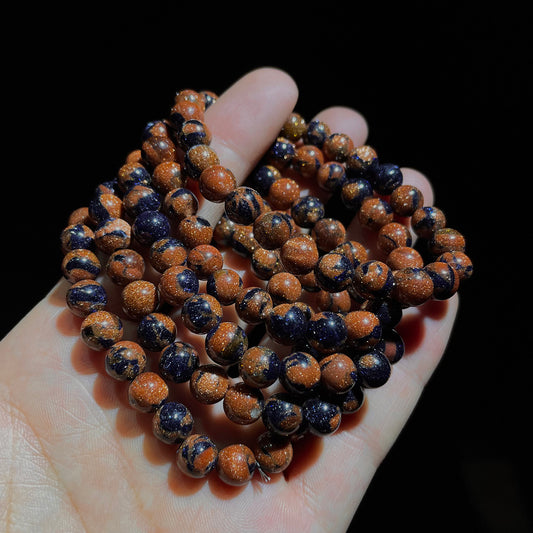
[197,67,299,225]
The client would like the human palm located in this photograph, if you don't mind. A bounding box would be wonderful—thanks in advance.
[0,68,458,533]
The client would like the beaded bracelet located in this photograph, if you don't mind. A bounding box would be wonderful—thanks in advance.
[60,86,473,486]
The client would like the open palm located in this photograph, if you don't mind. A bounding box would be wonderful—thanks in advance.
[0,68,458,533]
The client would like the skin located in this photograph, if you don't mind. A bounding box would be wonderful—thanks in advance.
[0,67,458,533]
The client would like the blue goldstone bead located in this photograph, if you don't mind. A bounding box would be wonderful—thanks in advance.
[159,341,200,383]
[153,401,194,444]
[181,294,222,334]
[224,186,266,225]
[124,186,162,218]
[132,210,171,246]
[251,165,280,195]
[61,224,95,252]
[375,329,405,365]
[262,392,303,436]
[306,311,347,354]
[291,195,325,228]
[66,280,107,317]
[265,303,307,345]
[356,349,392,388]
[177,434,218,478]
[364,299,403,330]
[302,398,342,436]
[137,313,176,351]
[370,163,403,195]
[341,178,374,211]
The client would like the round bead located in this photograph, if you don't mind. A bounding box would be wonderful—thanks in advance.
[117,161,152,192]
[292,144,324,179]
[66,279,107,317]
[239,346,280,388]
[266,137,295,169]
[386,246,424,270]
[159,341,200,383]
[314,252,355,293]
[80,310,123,350]
[251,164,282,196]
[142,119,170,141]
[94,218,131,254]
[333,240,369,270]
[213,213,236,247]
[176,434,218,478]
[392,267,434,307]
[279,351,321,396]
[137,312,176,351]
[121,280,159,320]
[356,350,391,388]
[177,215,213,248]
[123,185,161,219]
[128,371,169,413]
[429,228,466,255]
[320,353,358,393]
[230,224,259,257]
[177,119,211,151]
[353,260,394,300]
[311,218,346,253]
[225,186,267,225]
[411,206,446,239]
[152,401,194,444]
[235,287,273,324]
[297,271,320,293]
[61,249,101,283]
[437,251,473,280]
[377,222,413,255]
[158,265,199,306]
[267,178,300,210]
[291,196,325,228]
[199,165,237,203]
[253,211,296,250]
[184,145,220,180]
[105,249,145,286]
[315,290,352,314]
[223,383,264,425]
[340,179,373,211]
[358,197,394,231]
[181,293,223,334]
[149,237,188,273]
[265,303,308,346]
[141,135,176,168]
[105,340,146,381]
[186,244,223,279]
[364,299,403,330]
[329,385,365,414]
[68,207,91,227]
[205,321,248,366]
[280,235,319,275]
[323,133,354,162]
[281,112,307,142]
[344,310,382,350]
[267,272,302,305]
[390,184,424,216]
[305,311,347,355]
[254,432,293,474]
[189,364,229,404]
[375,329,405,364]
[152,161,185,194]
[164,188,199,222]
[302,398,342,436]
[169,99,204,131]
[424,261,460,300]
[262,392,303,436]
[345,145,379,179]
[132,210,171,247]
[200,90,218,109]
[369,163,403,194]
[175,89,205,109]
[88,193,124,225]
[60,224,95,253]
[206,268,243,305]
[216,444,257,486]
[316,161,347,192]
[251,248,283,280]
[305,119,331,147]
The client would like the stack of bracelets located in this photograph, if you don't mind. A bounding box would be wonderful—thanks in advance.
[59,88,473,486]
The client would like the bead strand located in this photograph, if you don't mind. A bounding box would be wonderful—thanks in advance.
[60,86,473,488]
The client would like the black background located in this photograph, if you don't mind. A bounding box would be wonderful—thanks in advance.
[3,2,531,531]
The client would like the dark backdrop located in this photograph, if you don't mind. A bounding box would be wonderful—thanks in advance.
[4,2,531,531]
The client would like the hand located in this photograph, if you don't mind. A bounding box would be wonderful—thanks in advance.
[0,67,458,533]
